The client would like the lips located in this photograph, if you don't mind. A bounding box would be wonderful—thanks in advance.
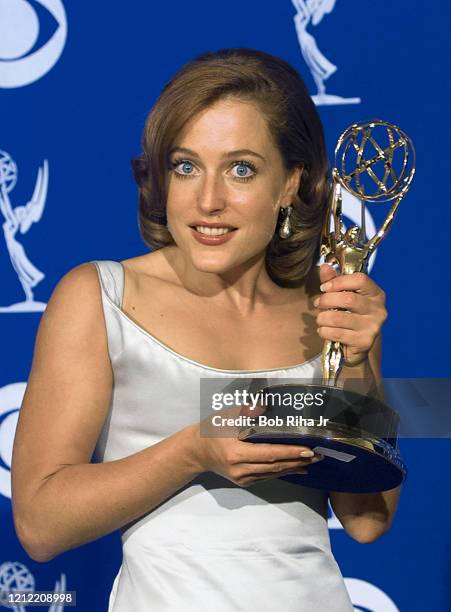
[190,225,237,246]
[189,223,237,230]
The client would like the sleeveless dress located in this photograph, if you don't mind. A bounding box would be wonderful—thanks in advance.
[91,260,353,612]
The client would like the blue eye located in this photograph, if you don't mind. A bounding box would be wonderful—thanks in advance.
[170,158,257,182]
[233,160,257,182]
[235,164,250,177]
[171,159,195,177]
[180,161,194,174]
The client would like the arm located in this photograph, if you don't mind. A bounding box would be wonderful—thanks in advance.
[328,334,402,543]
[315,265,403,543]
[12,264,323,562]
[11,263,203,562]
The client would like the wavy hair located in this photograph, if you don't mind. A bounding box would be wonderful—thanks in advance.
[132,48,330,287]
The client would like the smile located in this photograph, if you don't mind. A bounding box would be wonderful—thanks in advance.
[189,226,237,245]
[195,226,232,236]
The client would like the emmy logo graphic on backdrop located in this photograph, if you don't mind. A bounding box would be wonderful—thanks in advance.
[291,0,361,105]
[0,151,48,313]
[0,561,68,612]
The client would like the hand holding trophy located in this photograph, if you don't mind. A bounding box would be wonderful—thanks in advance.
[321,119,415,384]
[239,119,415,493]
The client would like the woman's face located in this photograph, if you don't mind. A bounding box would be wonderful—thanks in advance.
[166,97,301,275]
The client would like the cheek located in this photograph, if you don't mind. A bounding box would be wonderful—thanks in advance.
[166,178,181,201]
[237,210,278,247]
[231,189,280,242]
[166,188,191,221]
[243,193,279,223]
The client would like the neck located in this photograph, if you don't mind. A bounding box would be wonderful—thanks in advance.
[164,246,282,316]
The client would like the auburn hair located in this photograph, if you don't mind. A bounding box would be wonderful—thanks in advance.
[132,48,330,287]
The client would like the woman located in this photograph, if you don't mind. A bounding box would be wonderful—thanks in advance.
[11,48,400,611]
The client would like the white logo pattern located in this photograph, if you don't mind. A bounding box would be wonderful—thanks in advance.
[0,0,67,88]
[0,150,48,312]
[0,561,67,611]
[0,383,26,499]
[345,578,399,612]
[291,0,361,105]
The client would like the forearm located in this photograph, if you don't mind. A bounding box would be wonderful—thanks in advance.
[17,424,202,562]
[337,354,383,400]
[329,485,402,543]
[329,345,402,542]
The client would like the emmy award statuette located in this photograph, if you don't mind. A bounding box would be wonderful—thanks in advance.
[238,120,415,493]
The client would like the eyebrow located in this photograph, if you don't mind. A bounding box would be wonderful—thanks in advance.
[169,147,266,162]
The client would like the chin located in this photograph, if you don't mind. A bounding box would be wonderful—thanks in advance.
[189,244,259,273]
[190,253,237,274]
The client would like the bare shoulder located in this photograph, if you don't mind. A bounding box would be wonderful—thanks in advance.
[34,262,111,358]
[21,260,113,404]
[12,262,113,524]
[45,262,104,315]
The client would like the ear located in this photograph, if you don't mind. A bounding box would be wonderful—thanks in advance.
[282,165,303,204]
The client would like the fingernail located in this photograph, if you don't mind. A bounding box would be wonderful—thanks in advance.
[312,454,324,462]
[300,450,314,457]
[313,297,320,307]
[320,282,331,292]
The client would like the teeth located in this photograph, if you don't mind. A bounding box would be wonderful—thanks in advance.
[195,226,232,236]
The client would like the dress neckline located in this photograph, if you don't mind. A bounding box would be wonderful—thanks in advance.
[103,260,322,375]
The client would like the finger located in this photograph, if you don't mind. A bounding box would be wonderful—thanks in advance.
[317,310,368,331]
[319,263,339,285]
[314,291,368,314]
[246,457,324,483]
[236,441,315,463]
[241,455,324,475]
[317,326,360,345]
[246,463,318,481]
[320,272,383,297]
[239,455,326,486]
[250,469,308,481]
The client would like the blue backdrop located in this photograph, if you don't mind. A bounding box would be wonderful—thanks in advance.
[1,1,450,610]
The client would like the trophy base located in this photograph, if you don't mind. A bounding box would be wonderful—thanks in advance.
[239,426,406,493]
[237,384,407,493]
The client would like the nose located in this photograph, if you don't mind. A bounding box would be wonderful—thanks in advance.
[196,171,227,216]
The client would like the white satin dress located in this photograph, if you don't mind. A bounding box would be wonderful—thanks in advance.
[91,260,353,612]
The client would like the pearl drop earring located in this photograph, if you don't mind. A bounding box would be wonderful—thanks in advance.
[278,204,293,239]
